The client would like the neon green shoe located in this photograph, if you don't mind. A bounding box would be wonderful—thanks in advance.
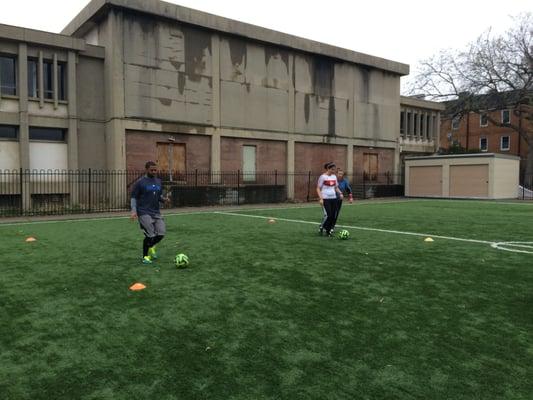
[148,246,158,260]
[142,256,153,265]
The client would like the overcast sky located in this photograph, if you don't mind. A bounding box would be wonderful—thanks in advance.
[1,0,530,87]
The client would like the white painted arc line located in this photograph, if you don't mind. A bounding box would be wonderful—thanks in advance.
[215,211,496,245]
[490,244,533,254]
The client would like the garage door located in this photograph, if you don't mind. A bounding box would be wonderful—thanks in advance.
[449,164,488,197]
[409,166,442,196]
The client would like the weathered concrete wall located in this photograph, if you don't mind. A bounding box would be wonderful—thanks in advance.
[220,137,286,171]
[123,12,213,125]
[219,36,290,132]
[77,55,106,169]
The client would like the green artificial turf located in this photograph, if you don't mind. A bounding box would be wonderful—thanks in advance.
[1,199,532,399]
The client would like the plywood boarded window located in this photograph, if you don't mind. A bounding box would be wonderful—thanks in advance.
[242,145,256,182]
[156,143,185,178]
[363,153,378,181]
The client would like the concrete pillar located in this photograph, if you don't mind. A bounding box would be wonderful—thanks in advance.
[53,53,58,110]
[210,130,221,183]
[18,43,31,210]
[67,51,79,204]
[211,34,221,128]
[288,54,295,133]
[103,9,126,171]
[286,139,295,200]
[38,51,44,108]
[346,143,353,178]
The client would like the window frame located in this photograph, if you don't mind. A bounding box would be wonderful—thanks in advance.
[242,145,257,183]
[0,54,17,96]
[0,125,19,140]
[29,127,67,142]
[501,109,510,125]
[479,137,488,152]
[479,113,488,127]
[451,116,460,130]
[27,58,38,98]
[500,135,510,151]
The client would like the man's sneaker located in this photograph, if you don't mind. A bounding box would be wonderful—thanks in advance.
[148,246,158,259]
[142,256,153,265]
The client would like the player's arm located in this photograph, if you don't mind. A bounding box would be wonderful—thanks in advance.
[130,182,140,220]
[335,183,344,199]
[316,182,323,205]
[346,180,353,203]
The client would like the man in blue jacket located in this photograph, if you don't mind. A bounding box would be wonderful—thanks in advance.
[332,168,353,231]
[130,161,170,264]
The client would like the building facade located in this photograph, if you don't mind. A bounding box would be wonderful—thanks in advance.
[1,0,446,207]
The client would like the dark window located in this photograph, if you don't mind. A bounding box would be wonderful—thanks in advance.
[502,110,510,125]
[0,56,17,95]
[0,125,18,139]
[29,127,66,141]
[480,113,488,127]
[400,112,405,135]
[501,136,510,151]
[43,61,53,99]
[28,59,38,98]
[58,62,67,100]
[452,116,460,130]
[480,137,488,151]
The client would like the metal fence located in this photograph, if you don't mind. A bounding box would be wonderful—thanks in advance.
[519,174,533,200]
[0,169,404,217]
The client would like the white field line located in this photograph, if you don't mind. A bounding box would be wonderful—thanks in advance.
[215,211,533,255]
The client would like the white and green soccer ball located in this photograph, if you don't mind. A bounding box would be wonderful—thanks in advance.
[175,253,189,268]
[338,229,350,240]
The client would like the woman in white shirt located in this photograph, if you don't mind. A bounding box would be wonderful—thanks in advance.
[316,162,343,236]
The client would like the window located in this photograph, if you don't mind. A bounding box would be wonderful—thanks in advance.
[480,113,488,127]
[451,116,460,130]
[480,137,488,152]
[29,127,66,142]
[58,62,67,101]
[400,112,405,135]
[0,125,18,139]
[500,136,510,151]
[502,109,510,125]
[43,61,53,99]
[0,55,17,95]
[242,145,256,182]
[28,59,38,98]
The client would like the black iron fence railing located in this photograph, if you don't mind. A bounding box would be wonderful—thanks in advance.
[519,174,533,200]
[0,169,406,217]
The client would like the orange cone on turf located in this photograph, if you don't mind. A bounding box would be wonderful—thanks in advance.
[129,283,146,291]
[25,237,37,242]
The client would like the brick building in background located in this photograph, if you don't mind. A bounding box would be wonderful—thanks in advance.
[440,91,532,177]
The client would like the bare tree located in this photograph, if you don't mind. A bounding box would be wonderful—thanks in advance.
[408,13,533,176]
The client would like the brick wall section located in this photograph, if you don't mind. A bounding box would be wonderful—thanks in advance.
[353,147,395,175]
[440,108,529,162]
[220,137,286,172]
[125,130,211,171]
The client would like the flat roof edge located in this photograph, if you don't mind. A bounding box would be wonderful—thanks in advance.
[0,23,86,51]
[405,153,520,161]
[62,0,409,75]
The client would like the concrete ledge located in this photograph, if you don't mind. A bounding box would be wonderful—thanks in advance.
[0,23,86,51]
[61,0,409,76]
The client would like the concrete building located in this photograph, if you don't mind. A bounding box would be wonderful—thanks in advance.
[1,0,445,207]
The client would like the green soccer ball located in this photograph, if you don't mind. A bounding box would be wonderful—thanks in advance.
[338,229,350,240]
[175,253,189,268]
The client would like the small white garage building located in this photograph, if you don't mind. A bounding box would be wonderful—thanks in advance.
[405,153,520,199]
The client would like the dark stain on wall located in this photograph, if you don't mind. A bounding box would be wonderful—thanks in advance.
[361,66,370,103]
[328,97,335,136]
[158,98,172,106]
[304,94,310,124]
[264,47,289,75]
[184,26,211,82]
[313,57,334,97]
[178,73,186,94]
[228,36,247,69]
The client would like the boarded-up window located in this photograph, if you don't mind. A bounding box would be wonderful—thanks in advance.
[156,143,186,177]
[242,145,256,182]
[363,153,378,181]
